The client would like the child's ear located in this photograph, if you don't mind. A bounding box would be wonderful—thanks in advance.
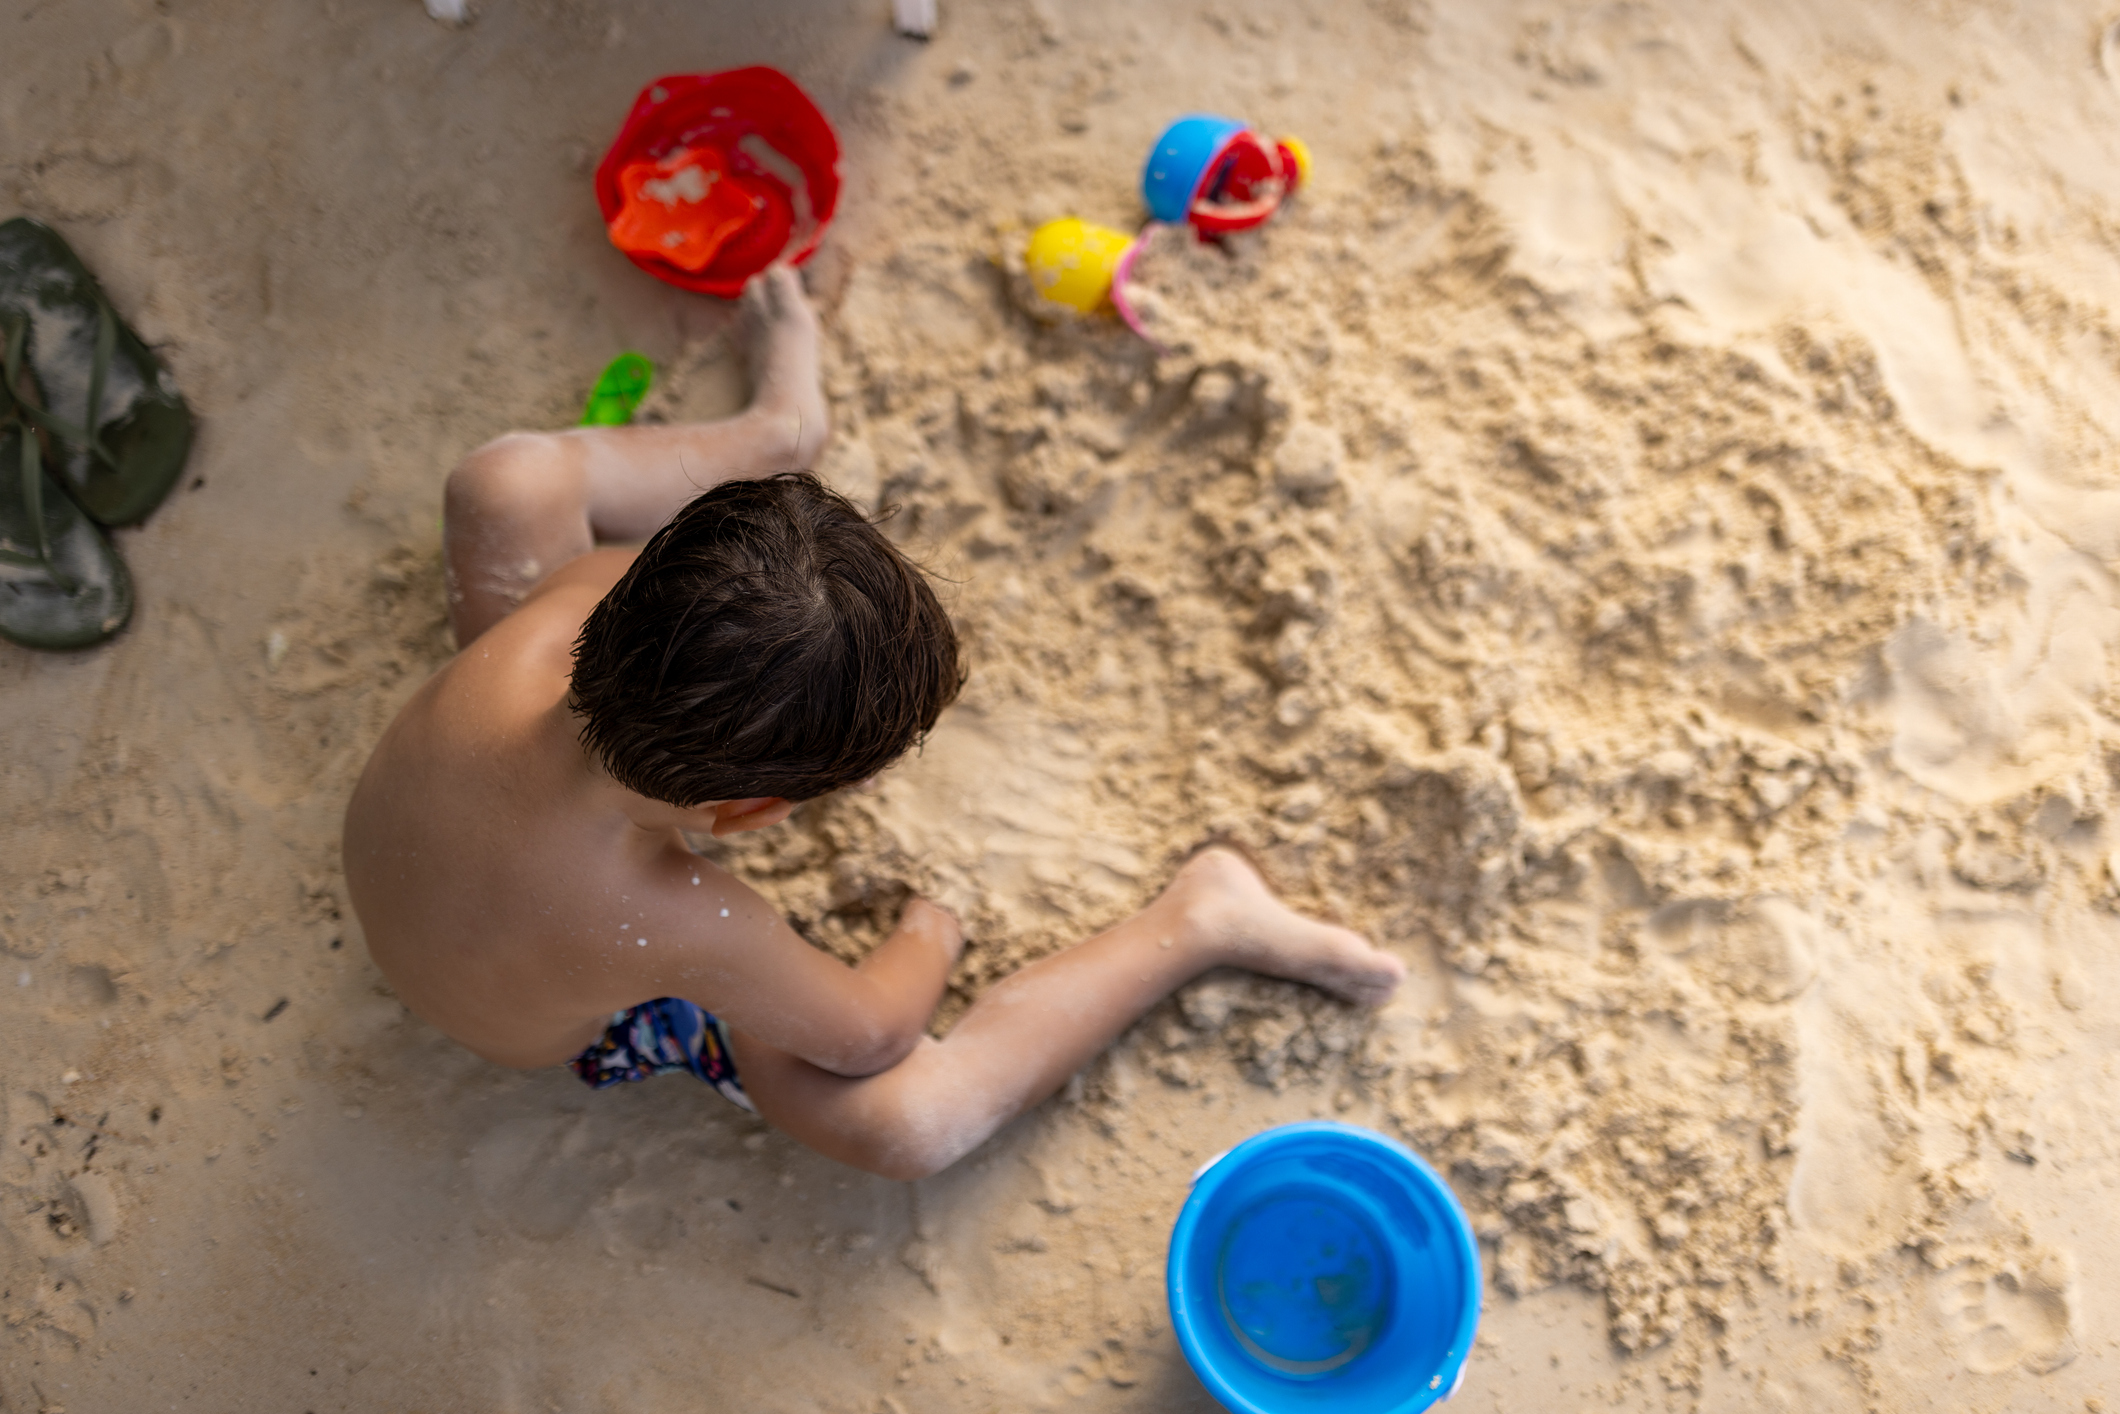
[709,797,795,837]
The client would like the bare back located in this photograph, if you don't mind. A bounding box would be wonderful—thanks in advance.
[345,532,933,1078]
[343,546,805,1068]
[346,552,701,1065]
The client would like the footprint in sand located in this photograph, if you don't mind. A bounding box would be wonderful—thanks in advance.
[56,964,119,1017]
[27,150,158,224]
[1646,895,1817,1002]
[2101,20,2120,86]
[1934,1254,2078,1374]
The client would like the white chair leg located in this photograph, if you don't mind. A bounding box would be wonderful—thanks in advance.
[892,0,937,39]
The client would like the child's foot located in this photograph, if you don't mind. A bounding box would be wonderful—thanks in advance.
[739,265,830,468]
[1168,848,1406,1007]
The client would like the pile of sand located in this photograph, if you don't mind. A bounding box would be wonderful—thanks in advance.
[4,1,2118,1410]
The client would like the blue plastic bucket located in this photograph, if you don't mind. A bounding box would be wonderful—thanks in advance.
[1140,114,1249,223]
[1167,1122,1480,1413]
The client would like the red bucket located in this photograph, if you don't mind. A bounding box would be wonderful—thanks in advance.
[594,67,841,298]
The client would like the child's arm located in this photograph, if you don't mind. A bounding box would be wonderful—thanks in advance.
[638,877,963,1079]
[441,267,825,649]
[443,418,803,648]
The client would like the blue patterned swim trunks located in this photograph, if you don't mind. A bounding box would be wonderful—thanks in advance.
[568,997,755,1113]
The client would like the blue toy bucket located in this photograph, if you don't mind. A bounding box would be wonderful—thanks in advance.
[1141,113,1249,223]
[1167,1122,1480,1414]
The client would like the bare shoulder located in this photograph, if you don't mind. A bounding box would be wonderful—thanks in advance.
[432,547,636,709]
[520,546,638,609]
[346,557,607,845]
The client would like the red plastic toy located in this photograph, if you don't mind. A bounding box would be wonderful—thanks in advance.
[1141,115,1309,238]
[594,67,841,298]
[1191,133,1304,235]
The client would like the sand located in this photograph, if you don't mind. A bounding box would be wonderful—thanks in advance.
[4,0,2119,1410]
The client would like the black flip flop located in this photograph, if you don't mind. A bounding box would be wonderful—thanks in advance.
[0,217,192,527]
[0,407,133,650]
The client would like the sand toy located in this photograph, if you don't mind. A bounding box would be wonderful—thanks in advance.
[1168,1122,1479,1413]
[1142,114,1308,236]
[1024,218,1137,314]
[1071,222,1202,352]
[1106,227,1166,345]
[580,351,655,426]
[596,67,841,298]
[1025,116,1309,324]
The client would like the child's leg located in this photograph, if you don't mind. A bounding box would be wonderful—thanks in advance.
[442,266,829,645]
[728,849,1406,1181]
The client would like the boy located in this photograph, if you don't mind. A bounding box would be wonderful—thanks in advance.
[343,269,1404,1181]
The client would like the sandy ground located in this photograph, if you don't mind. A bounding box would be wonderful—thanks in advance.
[5,0,2120,1409]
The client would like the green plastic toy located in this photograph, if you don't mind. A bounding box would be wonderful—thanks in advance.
[580,351,654,426]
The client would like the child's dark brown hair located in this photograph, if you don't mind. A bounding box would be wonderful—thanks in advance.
[569,473,963,806]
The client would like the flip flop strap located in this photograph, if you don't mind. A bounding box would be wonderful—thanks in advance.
[0,313,78,589]
[0,400,38,571]
[0,409,76,591]
[84,301,113,461]
[0,303,120,472]
[0,312,24,413]
[20,415,75,590]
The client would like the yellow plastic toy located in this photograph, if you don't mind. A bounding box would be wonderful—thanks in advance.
[1281,135,1313,190]
[1025,218,1135,314]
